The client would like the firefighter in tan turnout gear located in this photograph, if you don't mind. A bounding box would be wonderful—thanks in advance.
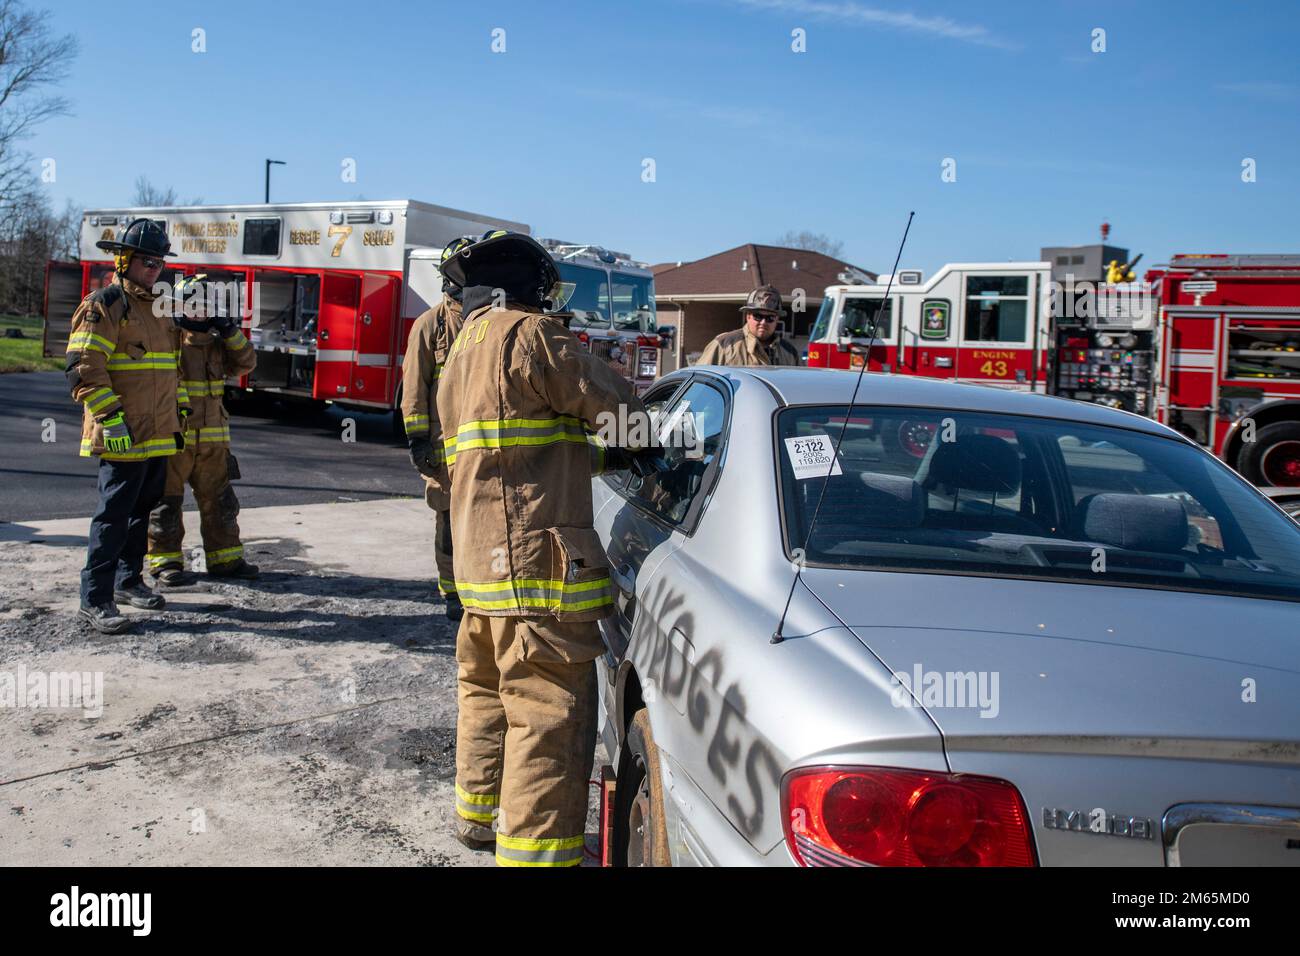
[66,218,190,633]
[400,237,473,620]
[436,231,653,864]
[698,283,801,367]
[146,283,259,585]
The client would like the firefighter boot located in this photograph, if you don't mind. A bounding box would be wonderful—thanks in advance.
[453,819,496,852]
[209,558,259,579]
[78,601,132,635]
[113,581,166,610]
[155,567,195,587]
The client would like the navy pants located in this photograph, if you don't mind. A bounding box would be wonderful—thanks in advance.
[81,456,169,606]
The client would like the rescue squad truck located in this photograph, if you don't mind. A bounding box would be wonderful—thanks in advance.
[1147,254,1300,487]
[43,200,666,422]
[806,261,1054,389]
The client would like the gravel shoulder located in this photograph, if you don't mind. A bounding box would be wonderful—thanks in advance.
[0,498,604,866]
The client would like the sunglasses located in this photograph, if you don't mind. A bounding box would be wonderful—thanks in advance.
[748,313,777,323]
[137,256,165,269]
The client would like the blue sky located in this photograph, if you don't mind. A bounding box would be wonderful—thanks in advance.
[25,0,1300,276]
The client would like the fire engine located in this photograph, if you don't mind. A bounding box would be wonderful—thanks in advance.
[43,200,666,422]
[541,239,666,393]
[1049,276,1157,418]
[807,262,1053,389]
[1147,254,1300,487]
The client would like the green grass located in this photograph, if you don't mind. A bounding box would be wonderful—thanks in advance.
[0,314,61,373]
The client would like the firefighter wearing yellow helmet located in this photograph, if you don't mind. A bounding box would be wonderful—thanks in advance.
[436,230,654,863]
[66,218,189,633]
[399,236,474,620]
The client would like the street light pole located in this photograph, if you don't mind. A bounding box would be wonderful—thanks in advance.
[264,159,286,203]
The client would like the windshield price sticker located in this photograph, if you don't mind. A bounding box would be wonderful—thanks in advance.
[784,434,843,479]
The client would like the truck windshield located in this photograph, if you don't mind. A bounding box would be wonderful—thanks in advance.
[778,405,1300,603]
[556,262,610,329]
[611,272,656,333]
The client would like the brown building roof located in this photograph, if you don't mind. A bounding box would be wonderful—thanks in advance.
[653,243,875,300]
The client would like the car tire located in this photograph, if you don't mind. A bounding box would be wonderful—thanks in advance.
[613,708,671,867]
[1236,421,1300,487]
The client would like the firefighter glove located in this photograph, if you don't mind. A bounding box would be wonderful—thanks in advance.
[407,436,441,479]
[102,412,133,453]
[606,446,661,479]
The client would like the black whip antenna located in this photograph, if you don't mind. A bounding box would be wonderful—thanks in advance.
[771,211,915,645]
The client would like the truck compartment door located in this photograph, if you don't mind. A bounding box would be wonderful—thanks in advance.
[353,273,399,403]
[314,272,361,400]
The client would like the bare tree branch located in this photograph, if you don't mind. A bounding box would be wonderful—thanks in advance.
[774,230,845,259]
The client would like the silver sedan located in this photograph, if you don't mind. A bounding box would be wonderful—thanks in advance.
[591,367,1300,866]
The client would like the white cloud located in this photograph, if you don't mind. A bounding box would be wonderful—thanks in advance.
[729,0,1019,50]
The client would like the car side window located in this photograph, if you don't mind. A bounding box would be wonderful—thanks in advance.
[600,381,685,492]
[625,380,729,530]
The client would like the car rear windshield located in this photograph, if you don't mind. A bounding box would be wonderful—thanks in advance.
[777,405,1300,603]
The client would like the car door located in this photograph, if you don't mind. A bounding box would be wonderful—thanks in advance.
[594,376,731,676]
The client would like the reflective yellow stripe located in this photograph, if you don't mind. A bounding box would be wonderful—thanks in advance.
[80,437,178,460]
[404,413,430,436]
[223,331,249,349]
[495,833,585,867]
[67,331,116,354]
[454,576,613,613]
[196,426,231,443]
[438,576,457,595]
[106,349,180,371]
[84,388,121,414]
[455,784,499,806]
[148,552,183,567]
[206,546,243,565]
[454,782,497,823]
[179,379,227,397]
[443,416,588,466]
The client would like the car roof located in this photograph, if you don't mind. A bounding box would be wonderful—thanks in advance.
[691,366,1179,438]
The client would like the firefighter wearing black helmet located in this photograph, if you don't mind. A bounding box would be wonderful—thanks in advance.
[66,218,190,634]
[399,236,474,620]
[435,230,654,862]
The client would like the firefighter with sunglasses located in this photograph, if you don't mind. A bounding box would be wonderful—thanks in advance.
[697,284,800,367]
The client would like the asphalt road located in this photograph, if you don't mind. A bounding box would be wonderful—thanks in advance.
[0,371,424,522]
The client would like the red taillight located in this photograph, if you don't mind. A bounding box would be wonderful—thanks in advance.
[782,767,1036,867]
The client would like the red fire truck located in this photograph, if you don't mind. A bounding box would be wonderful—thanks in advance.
[1147,254,1300,487]
[43,200,666,422]
[806,262,1053,389]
